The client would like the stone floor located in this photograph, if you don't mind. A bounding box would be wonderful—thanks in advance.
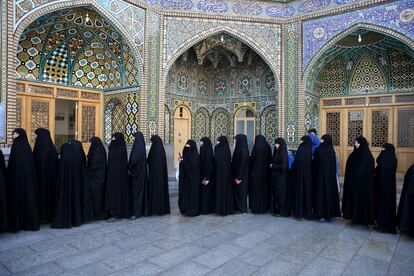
[0,190,413,276]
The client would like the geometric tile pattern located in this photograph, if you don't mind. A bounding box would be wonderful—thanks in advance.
[104,93,127,143]
[143,0,369,20]
[14,0,145,65]
[305,94,319,132]
[211,108,231,142]
[125,92,140,143]
[15,0,372,24]
[314,56,346,97]
[350,54,387,94]
[100,0,145,63]
[146,11,161,137]
[164,105,171,144]
[311,46,414,97]
[303,0,414,72]
[16,7,140,89]
[284,23,299,146]
[194,107,210,143]
[389,49,414,91]
[260,105,278,144]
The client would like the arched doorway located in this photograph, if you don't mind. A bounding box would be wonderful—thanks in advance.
[15,6,140,150]
[306,28,414,176]
[234,107,256,150]
[165,33,278,155]
[173,105,191,167]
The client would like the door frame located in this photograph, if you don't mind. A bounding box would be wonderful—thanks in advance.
[16,80,102,150]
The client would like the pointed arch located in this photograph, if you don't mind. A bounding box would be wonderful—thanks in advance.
[194,107,210,142]
[349,54,387,94]
[163,26,279,87]
[211,108,231,142]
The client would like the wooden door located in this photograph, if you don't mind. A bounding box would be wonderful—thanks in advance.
[28,97,55,145]
[78,102,100,153]
[320,109,344,174]
[367,107,393,162]
[174,106,191,167]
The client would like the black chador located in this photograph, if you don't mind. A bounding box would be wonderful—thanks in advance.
[129,132,149,218]
[87,136,108,220]
[342,136,375,226]
[69,140,94,223]
[179,140,200,216]
[70,139,86,166]
[199,137,215,215]
[147,135,170,216]
[33,128,58,223]
[105,132,130,219]
[291,135,313,219]
[270,137,289,216]
[0,149,9,232]
[375,143,397,234]
[232,134,249,213]
[214,136,233,216]
[8,128,39,232]
[397,163,414,237]
[313,134,340,220]
[52,143,89,228]
[249,135,271,214]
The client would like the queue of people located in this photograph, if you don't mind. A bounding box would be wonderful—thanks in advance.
[0,127,413,239]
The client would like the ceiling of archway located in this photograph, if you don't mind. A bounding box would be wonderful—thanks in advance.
[309,30,414,97]
[16,7,140,90]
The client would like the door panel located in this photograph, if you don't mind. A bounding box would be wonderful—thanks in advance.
[173,106,191,167]
[28,97,55,145]
[78,102,100,153]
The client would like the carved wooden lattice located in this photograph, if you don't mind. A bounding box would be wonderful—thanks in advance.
[112,104,125,135]
[31,100,49,143]
[81,105,96,143]
[347,111,363,146]
[16,98,22,128]
[326,112,340,146]
[28,85,53,95]
[371,110,389,148]
[398,109,414,148]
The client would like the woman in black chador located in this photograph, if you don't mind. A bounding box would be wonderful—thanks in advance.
[69,140,94,223]
[249,135,271,214]
[33,128,58,223]
[313,134,340,221]
[214,136,233,216]
[375,143,397,234]
[105,132,130,220]
[52,142,90,228]
[8,128,39,232]
[232,134,249,213]
[270,137,289,216]
[129,132,149,218]
[342,136,375,226]
[147,135,170,216]
[70,139,86,166]
[178,140,200,217]
[87,136,108,220]
[0,149,9,231]
[199,137,215,214]
[397,163,414,237]
[291,135,313,219]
